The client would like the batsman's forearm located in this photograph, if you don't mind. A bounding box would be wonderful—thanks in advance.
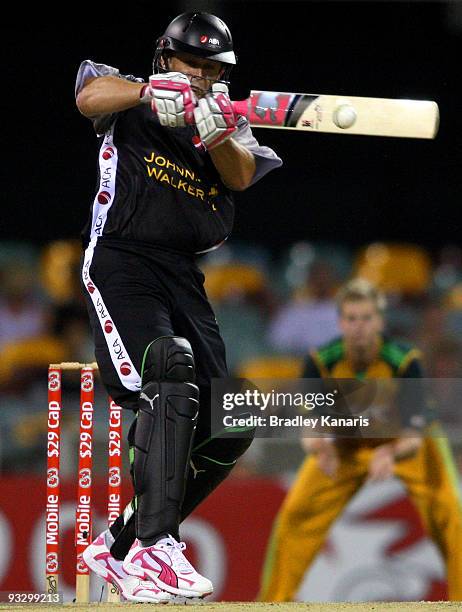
[76,76,146,117]
[209,139,256,191]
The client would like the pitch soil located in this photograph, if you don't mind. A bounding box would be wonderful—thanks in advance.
[0,602,459,611]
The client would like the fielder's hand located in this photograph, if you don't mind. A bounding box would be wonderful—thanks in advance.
[368,444,395,481]
[194,83,237,150]
[149,72,196,128]
[303,437,339,478]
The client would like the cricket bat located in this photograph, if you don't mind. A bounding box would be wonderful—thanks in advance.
[232,90,439,139]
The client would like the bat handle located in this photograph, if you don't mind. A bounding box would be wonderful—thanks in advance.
[232,100,249,119]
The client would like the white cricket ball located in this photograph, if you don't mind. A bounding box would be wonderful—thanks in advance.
[333,104,357,129]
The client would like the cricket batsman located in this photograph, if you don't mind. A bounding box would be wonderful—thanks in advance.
[74,11,282,603]
[260,278,462,601]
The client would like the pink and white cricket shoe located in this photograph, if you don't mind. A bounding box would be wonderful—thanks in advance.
[82,530,172,603]
[123,534,213,598]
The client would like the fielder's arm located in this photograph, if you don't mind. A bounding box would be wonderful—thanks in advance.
[369,356,427,480]
[367,432,423,482]
[300,354,339,477]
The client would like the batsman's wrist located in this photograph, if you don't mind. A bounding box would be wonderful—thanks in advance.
[139,84,152,104]
[205,128,237,151]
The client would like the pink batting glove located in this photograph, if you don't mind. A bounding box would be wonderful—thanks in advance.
[148,72,196,128]
[193,83,237,150]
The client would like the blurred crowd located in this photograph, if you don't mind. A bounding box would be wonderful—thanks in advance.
[1,239,462,476]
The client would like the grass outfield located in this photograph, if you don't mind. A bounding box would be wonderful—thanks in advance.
[0,602,459,611]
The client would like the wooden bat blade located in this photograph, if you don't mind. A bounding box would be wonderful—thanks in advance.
[232,91,439,139]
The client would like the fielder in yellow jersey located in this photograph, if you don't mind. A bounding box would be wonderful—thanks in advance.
[259,278,462,601]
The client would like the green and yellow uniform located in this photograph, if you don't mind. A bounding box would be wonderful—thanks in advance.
[259,337,462,601]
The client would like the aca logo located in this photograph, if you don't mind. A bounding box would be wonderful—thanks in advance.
[120,362,132,376]
[46,553,58,574]
[97,191,111,205]
[109,467,121,487]
[78,468,92,489]
[102,147,115,160]
[47,468,59,488]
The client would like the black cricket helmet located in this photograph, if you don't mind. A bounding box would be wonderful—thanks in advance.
[153,12,236,82]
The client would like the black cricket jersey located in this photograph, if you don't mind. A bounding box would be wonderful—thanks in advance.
[76,60,283,255]
[82,104,235,254]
